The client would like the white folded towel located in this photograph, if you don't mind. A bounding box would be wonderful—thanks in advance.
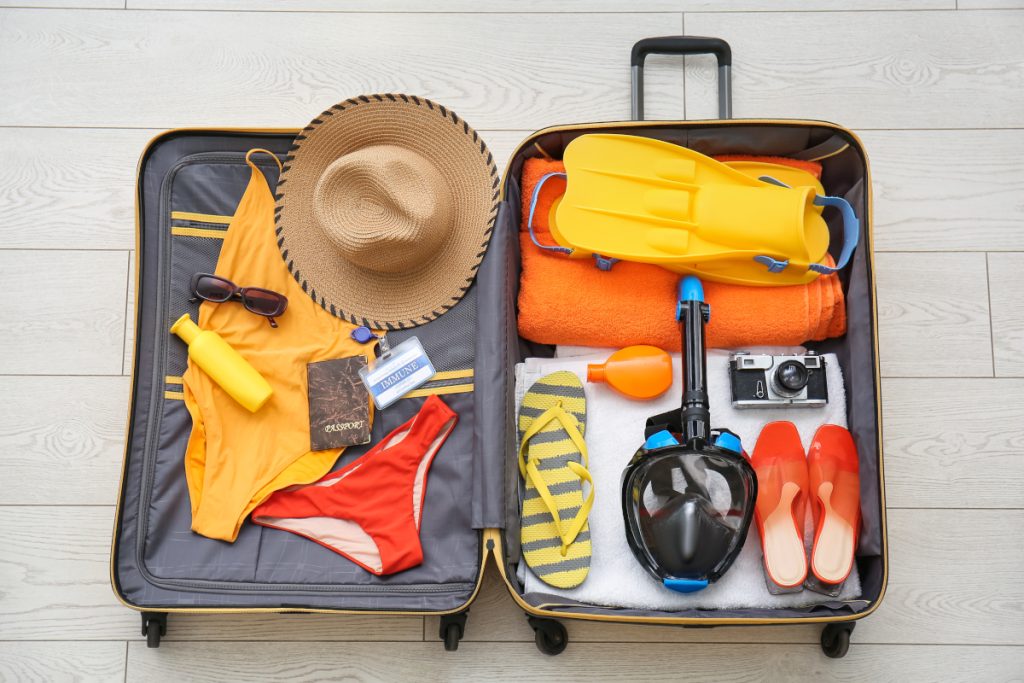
[514,349,862,611]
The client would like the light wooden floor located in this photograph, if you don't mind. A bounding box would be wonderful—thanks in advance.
[1,1,1023,681]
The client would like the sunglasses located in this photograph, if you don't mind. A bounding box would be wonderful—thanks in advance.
[190,273,288,328]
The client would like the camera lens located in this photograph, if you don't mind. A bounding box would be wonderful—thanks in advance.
[774,360,809,394]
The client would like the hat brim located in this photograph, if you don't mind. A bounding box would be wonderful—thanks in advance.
[275,94,499,329]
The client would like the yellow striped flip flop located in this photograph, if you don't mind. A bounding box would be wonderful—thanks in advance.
[518,371,594,588]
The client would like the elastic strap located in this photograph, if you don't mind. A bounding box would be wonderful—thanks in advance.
[807,194,859,274]
[246,148,283,173]
[526,173,573,256]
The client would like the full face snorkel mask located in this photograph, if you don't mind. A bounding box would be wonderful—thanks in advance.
[621,277,757,593]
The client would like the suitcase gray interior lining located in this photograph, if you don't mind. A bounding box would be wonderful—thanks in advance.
[496,122,885,620]
[114,132,487,611]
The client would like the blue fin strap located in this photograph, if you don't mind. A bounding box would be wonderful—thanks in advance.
[758,175,790,189]
[754,176,860,276]
[753,255,790,273]
[527,172,573,256]
[808,194,860,274]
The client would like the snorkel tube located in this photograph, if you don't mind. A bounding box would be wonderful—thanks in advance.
[666,277,712,445]
[621,276,757,593]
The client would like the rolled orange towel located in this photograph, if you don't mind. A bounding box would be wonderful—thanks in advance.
[516,156,846,350]
[517,235,843,351]
[826,273,847,338]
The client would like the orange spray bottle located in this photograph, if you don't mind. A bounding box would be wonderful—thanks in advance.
[586,345,673,400]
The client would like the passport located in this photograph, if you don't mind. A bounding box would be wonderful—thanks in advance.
[307,356,371,451]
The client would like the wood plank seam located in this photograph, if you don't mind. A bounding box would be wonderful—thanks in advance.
[985,252,997,377]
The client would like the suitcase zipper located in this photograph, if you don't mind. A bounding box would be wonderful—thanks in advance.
[141,577,477,595]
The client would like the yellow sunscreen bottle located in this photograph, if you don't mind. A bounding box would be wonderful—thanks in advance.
[170,313,272,412]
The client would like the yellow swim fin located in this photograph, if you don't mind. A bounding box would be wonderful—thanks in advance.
[534,134,858,287]
[724,160,825,196]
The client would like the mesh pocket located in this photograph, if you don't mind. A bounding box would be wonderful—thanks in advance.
[166,234,221,375]
[387,285,477,373]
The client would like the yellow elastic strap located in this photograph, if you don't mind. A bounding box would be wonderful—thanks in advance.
[518,403,593,551]
[171,227,227,239]
[807,143,851,162]
[246,148,283,173]
[170,211,232,224]
[432,369,475,381]
[401,383,474,400]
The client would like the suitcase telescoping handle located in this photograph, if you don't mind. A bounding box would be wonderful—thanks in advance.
[630,36,732,121]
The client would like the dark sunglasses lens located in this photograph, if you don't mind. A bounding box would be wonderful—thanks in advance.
[243,289,287,317]
[194,275,234,302]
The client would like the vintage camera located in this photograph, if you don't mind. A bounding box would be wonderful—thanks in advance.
[729,352,828,408]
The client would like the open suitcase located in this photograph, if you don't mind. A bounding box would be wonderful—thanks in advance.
[112,36,886,658]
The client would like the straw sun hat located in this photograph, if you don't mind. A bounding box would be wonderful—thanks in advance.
[275,93,499,330]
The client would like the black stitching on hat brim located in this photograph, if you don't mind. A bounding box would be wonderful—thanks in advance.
[273,92,500,330]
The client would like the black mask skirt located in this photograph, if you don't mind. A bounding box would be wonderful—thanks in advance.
[621,438,757,593]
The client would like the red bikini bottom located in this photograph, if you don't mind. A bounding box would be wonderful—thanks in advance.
[252,395,458,575]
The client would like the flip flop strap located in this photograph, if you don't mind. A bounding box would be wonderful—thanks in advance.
[518,402,588,476]
[518,403,593,551]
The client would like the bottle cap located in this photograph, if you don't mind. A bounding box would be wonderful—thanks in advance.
[586,363,606,383]
[169,313,200,345]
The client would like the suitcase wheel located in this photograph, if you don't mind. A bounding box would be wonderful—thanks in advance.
[527,616,568,656]
[820,622,855,659]
[141,612,168,649]
[439,611,468,652]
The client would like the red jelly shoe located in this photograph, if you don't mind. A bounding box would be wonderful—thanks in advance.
[808,424,861,585]
[751,421,809,589]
